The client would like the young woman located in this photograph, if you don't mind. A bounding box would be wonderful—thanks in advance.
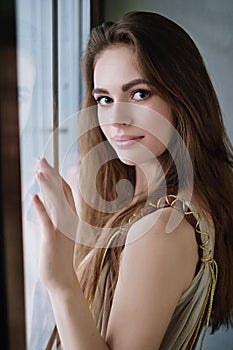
[33,11,233,350]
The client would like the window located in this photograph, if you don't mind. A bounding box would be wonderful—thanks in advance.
[15,0,90,347]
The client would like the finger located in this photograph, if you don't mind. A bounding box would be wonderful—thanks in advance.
[32,194,53,229]
[36,170,60,198]
[40,158,52,169]
[38,169,76,212]
[36,170,65,204]
[36,163,77,223]
[36,170,47,183]
[38,159,65,193]
[36,171,52,198]
[39,158,57,179]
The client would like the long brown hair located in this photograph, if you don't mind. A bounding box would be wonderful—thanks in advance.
[76,11,233,333]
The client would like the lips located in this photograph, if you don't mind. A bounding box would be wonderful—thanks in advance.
[111,134,144,148]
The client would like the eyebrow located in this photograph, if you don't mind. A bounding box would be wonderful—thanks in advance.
[92,79,149,95]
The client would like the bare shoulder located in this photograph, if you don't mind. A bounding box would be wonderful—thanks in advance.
[126,207,198,255]
[106,208,199,349]
[124,207,199,290]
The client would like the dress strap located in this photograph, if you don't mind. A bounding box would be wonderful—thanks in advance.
[152,195,218,350]
[154,194,213,260]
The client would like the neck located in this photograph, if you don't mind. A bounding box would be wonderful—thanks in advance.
[134,161,164,198]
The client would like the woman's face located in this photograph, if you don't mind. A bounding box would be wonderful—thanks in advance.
[93,45,174,166]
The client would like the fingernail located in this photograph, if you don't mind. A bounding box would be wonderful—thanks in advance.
[32,194,39,203]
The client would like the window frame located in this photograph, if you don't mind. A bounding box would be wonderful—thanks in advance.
[0,0,26,348]
[0,0,98,348]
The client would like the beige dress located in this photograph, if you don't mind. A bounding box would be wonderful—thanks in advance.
[87,196,218,350]
[46,196,218,349]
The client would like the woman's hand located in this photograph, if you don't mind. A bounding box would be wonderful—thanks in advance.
[33,158,79,294]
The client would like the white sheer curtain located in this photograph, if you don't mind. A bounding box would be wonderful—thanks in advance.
[16,1,90,348]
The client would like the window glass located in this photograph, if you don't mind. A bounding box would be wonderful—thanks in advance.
[16,1,90,348]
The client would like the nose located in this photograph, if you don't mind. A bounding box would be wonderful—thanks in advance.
[110,102,133,127]
[98,102,135,129]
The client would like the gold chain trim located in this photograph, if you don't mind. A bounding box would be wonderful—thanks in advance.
[153,195,218,349]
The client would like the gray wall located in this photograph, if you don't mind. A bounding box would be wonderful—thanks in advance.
[104,0,233,144]
[104,1,233,349]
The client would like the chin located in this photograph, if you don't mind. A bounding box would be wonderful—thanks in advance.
[118,157,136,167]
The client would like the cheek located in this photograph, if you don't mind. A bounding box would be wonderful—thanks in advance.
[98,109,113,141]
[99,124,111,141]
[147,135,170,157]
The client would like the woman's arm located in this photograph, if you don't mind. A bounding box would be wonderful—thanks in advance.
[33,159,109,350]
[34,159,198,350]
[105,208,199,349]
[34,196,109,349]
[47,274,109,350]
